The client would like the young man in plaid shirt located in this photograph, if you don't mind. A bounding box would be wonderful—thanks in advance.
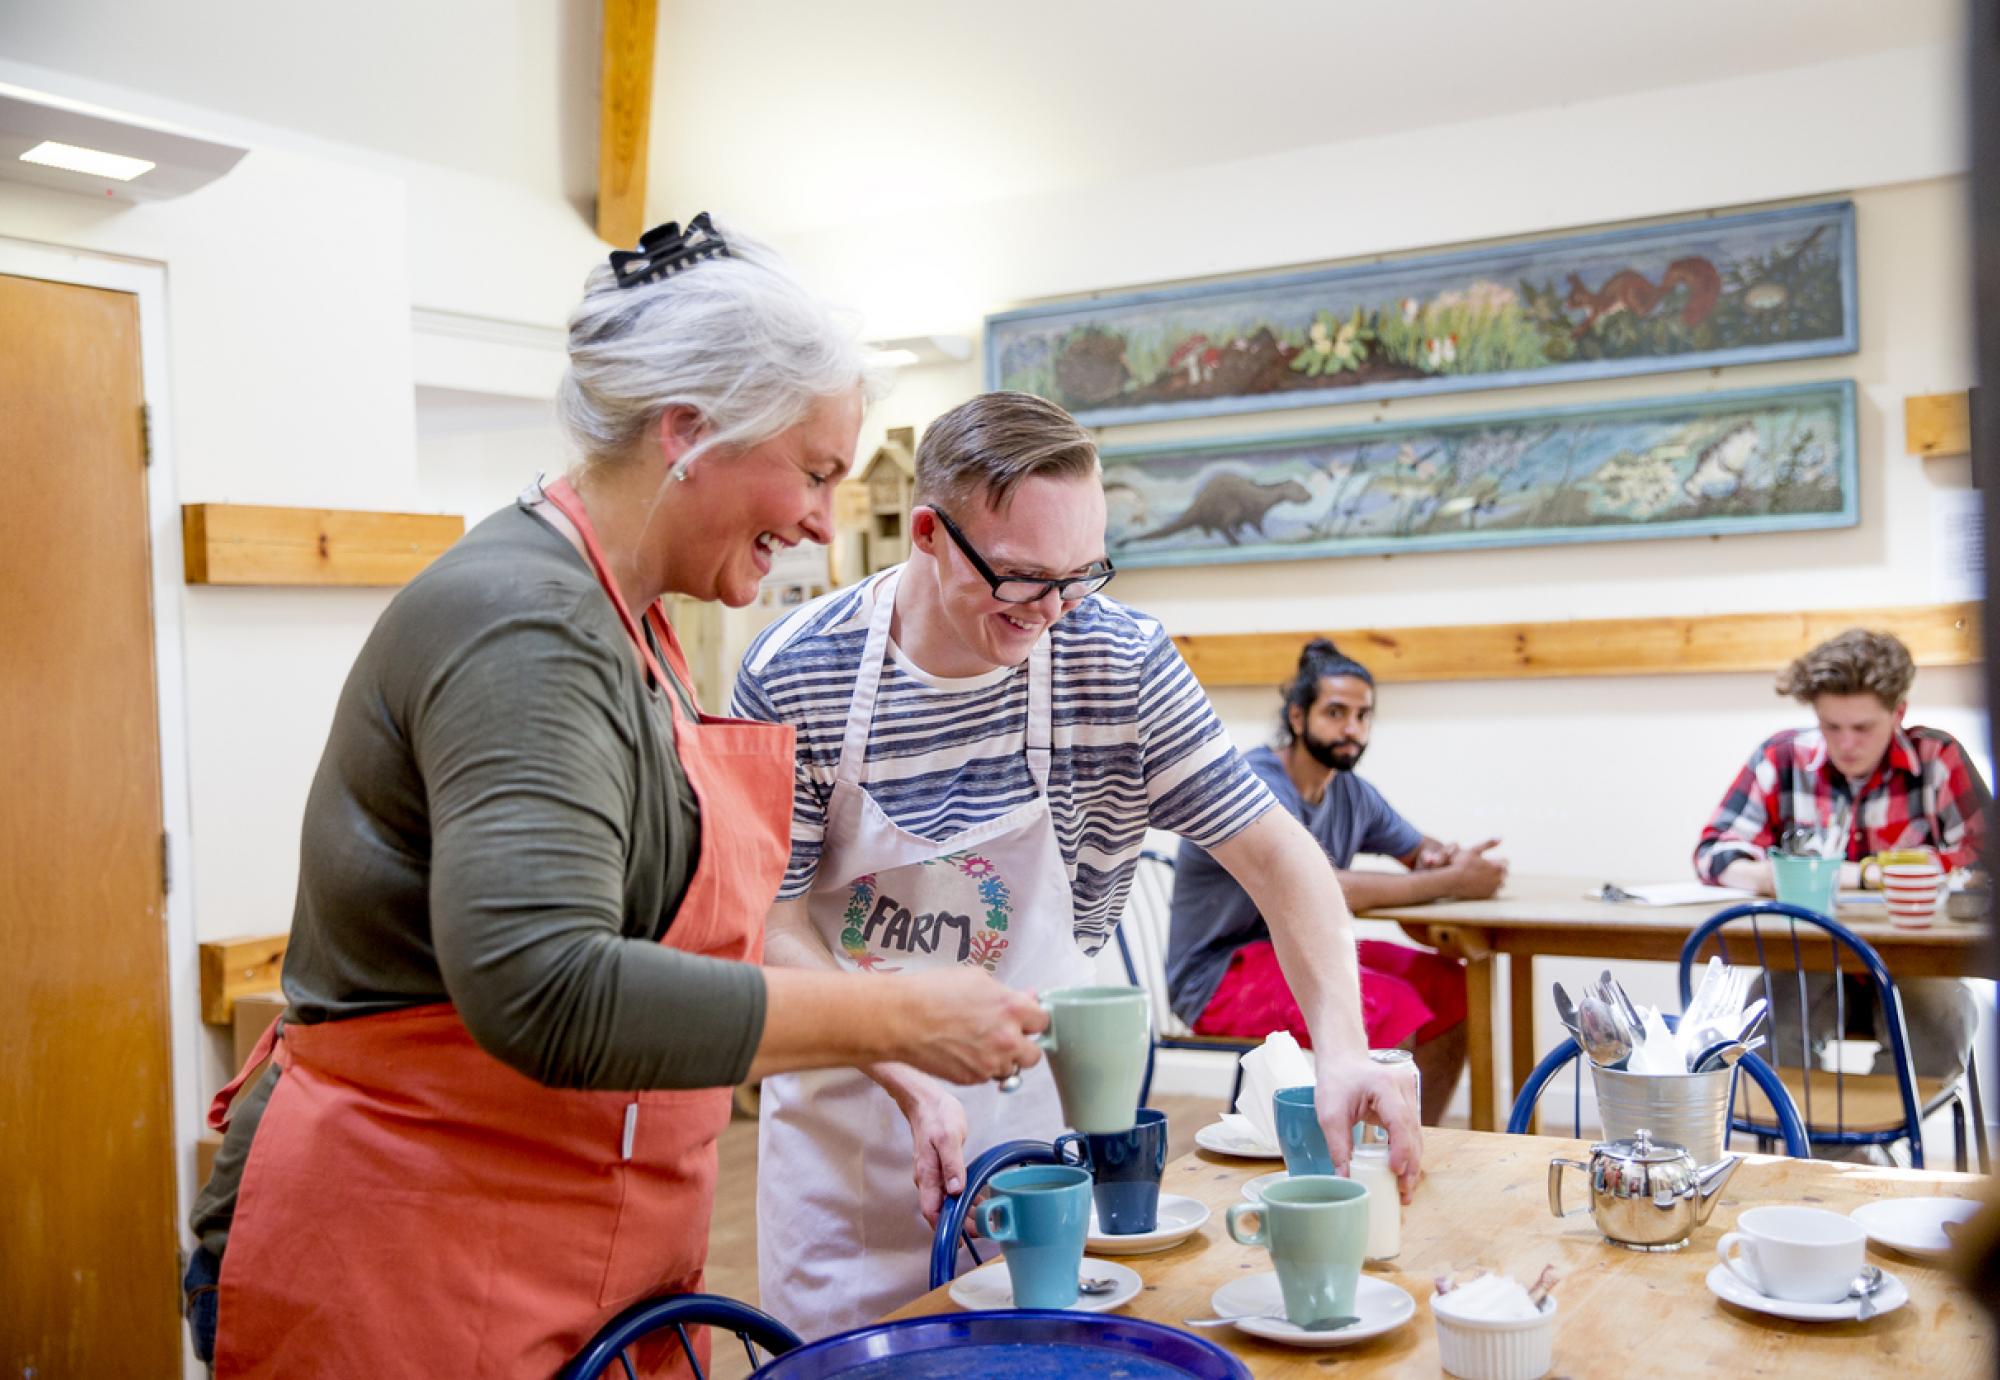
[1694,628,1989,1100]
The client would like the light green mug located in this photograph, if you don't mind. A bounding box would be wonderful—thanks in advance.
[1226,1174,1369,1325]
[1771,854,1841,916]
[1025,985,1150,1135]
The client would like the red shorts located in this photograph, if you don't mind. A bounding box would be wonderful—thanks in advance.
[1192,938,1466,1050]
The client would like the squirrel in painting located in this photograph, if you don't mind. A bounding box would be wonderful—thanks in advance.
[1565,257,1722,338]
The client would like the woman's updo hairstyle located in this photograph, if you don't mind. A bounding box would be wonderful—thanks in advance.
[1276,637,1375,744]
[557,216,882,475]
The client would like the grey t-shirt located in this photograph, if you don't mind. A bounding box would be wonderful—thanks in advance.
[191,501,767,1256]
[1164,746,1423,1025]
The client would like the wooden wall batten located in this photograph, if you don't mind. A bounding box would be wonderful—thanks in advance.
[1905,390,1973,457]
[199,933,289,1024]
[1173,602,1981,688]
[182,503,463,586]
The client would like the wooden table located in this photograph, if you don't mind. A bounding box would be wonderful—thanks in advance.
[1359,876,1990,1131]
[889,1128,1993,1376]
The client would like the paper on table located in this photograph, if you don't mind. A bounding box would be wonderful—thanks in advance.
[1233,1032,1316,1149]
[1593,882,1756,907]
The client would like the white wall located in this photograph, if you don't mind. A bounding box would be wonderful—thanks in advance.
[752,49,1986,1122]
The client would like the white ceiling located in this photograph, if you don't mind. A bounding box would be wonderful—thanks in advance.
[0,0,1961,239]
[649,0,1962,235]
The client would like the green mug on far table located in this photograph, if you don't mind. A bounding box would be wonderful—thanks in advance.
[1771,853,1841,917]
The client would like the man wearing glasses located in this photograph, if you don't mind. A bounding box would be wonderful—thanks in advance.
[733,391,1421,1338]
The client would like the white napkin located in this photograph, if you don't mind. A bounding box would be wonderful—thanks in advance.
[1434,1272,1542,1322]
[1232,1032,1316,1148]
[1627,1005,1686,1076]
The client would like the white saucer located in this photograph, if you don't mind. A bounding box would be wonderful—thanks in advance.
[1196,1121,1283,1159]
[947,1256,1141,1313]
[1704,1263,1909,1322]
[1851,1197,1979,1258]
[1208,1272,1415,1347]
[1087,1194,1210,1254]
[1241,1170,1290,1203]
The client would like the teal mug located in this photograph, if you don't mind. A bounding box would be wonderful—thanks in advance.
[1022,986,1149,1135]
[1772,854,1841,916]
[1226,1175,1369,1325]
[1274,1084,1362,1175]
[976,1164,1093,1309]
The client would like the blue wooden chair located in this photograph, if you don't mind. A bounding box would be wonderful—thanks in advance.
[1506,1016,1812,1159]
[561,1293,802,1380]
[1680,901,1987,1171]
[927,1138,1062,1290]
[1112,848,1260,1107]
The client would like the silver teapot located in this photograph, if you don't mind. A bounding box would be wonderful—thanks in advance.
[1548,1129,1742,1252]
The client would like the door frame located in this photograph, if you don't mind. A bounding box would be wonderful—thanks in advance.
[0,236,204,1241]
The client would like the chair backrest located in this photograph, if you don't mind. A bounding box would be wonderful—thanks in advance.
[1505,1029,1811,1159]
[1679,901,1928,1166]
[1111,848,1192,1039]
[561,1292,802,1380]
[927,1138,1061,1290]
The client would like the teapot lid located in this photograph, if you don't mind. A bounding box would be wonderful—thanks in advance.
[1594,1128,1689,1163]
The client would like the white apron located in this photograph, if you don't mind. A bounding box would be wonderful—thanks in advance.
[757,568,1096,1339]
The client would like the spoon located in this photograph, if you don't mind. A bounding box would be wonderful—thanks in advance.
[1183,1312,1360,1331]
[1689,1036,1766,1073]
[1848,1264,1884,1321]
[1552,983,1585,1047]
[1576,995,1633,1069]
[1077,1274,1121,1296]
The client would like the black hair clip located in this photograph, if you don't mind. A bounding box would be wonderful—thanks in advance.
[610,213,731,289]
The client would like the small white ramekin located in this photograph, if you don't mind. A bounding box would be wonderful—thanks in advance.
[1432,1295,1558,1380]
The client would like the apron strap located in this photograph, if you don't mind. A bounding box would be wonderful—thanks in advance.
[835,568,900,786]
[207,1016,282,1132]
[536,476,685,721]
[1024,633,1052,792]
[837,565,1056,792]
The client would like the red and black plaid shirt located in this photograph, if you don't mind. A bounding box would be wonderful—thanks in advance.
[1694,724,1990,882]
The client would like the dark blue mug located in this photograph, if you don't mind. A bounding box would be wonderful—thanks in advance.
[1054,1107,1168,1234]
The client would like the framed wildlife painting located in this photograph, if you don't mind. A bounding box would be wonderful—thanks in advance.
[987,202,1856,427]
[1100,380,1856,569]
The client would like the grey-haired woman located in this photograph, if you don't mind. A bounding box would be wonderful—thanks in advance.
[185,216,1045,1379]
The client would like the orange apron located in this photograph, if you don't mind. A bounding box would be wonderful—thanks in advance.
[209,478,795,1378]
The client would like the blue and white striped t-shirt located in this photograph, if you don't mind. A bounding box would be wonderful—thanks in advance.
[729,567,1275,954]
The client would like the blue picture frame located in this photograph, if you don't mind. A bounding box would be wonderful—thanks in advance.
[987,202,1857,428]
[1100,380,1857,569]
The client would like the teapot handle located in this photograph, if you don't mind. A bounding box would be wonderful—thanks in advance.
[1548,1158,1590,1218]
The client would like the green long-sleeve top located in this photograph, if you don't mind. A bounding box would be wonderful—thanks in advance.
[190,500,768,1257]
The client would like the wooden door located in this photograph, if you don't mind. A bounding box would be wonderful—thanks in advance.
[0,274,180,1373]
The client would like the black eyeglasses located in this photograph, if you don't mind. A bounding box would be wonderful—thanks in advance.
[928,507,1116,604]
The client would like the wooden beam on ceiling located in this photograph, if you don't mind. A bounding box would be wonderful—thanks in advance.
[596,0,658,248]
[1172,602,1981,688]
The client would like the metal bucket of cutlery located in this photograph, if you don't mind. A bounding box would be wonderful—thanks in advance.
[1589,1064,1735,1165]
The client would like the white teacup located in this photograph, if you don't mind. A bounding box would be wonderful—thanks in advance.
[1716,1205,1866,1303]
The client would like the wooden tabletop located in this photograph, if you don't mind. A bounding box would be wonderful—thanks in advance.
[888,1128,1993,1376]
[1357,874,1989,952]
[1354,875,1989,1130]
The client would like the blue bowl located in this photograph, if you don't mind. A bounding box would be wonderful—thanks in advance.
[755,1311,1251,1379]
